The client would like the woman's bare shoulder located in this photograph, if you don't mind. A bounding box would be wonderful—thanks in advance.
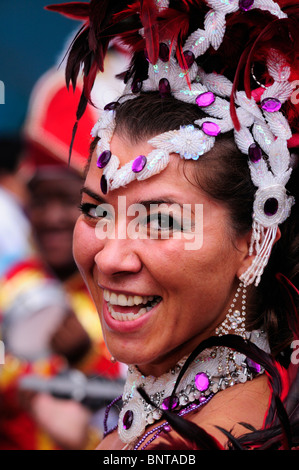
[189,375,270,447]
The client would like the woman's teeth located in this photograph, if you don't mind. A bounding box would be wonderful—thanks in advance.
[103,289,161,321]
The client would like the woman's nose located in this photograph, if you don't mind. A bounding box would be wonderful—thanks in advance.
[94,237,143,277]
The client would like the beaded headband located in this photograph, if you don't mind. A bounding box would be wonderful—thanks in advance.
[47,0,298,287]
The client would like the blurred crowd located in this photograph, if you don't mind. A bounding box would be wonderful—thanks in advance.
[0,48,128,450]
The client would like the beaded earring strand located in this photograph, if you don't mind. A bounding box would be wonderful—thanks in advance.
[215,282,247,338]
[215,281,247,384]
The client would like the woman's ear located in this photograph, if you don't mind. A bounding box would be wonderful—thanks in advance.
[236,227,281,280]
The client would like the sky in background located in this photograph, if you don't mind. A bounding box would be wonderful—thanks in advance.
[0,0,78,136]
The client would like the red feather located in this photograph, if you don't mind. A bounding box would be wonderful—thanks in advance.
[158,6,191,86]
[159,6,190,49]
[45,2,89,20]
[140,0,159,64]
[110,2,145,53]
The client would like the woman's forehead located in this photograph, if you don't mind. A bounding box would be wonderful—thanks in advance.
[86,136,204,203]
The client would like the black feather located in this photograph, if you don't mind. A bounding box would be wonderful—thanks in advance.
[214,426,245,450]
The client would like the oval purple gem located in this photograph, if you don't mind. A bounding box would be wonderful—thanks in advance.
[196,91,215,108]
[161,396,179,411]
[132,155,147,173]
[248,143,262,163]
[261,97,282,113]
[100,174,108,195]
[246,358,261,374]
[159,43,170,62]
[264,197,279,216]
[97,150,111,169]
[183,50,195,69]
[195,372,210,392]
[123,410,134,430]
[239,0,254,11]
[202,121,221,137]
[159,78,171,97]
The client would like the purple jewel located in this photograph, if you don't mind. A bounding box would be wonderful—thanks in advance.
[248,143,262,163]
[261,97,282,113]
[159,78,171,97]
[123,410,134,430]
[239,0,254,11]
[104,101,119,111]
[100,174,108,195]
[159,43,170,62]
[161,396,179,410]
[264,197,279,216]
[202,121,221,137]
[194,372,210,392]
[196,91,215,107]
[97,150,111,169]
[246,358,261,374]
[131,79,142,94]
[163,424,171,433]
[182,50,195,69]
[132,155,147,173]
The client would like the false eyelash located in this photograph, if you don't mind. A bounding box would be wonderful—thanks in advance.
[78,202,98,218]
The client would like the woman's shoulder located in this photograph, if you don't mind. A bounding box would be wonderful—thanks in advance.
[188,374,270,447]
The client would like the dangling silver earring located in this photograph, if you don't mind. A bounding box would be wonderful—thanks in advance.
[215,281,247,339]
[215,281,247,383]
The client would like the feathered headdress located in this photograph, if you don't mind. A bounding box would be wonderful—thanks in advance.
[46,0,299,287]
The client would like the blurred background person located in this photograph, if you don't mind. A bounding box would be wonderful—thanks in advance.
[0,135,34,275]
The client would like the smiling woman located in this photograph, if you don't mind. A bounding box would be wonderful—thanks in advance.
[75,136,246,373]
[48,0,299,451]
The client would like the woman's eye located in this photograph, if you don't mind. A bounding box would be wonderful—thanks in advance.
[79,202,103,219]
[147,213,182,232]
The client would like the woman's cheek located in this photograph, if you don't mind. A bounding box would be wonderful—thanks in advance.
[73,217,98,273]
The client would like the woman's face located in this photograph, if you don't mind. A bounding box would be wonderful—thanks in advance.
[73,134,251,376]
[29,173,82,279]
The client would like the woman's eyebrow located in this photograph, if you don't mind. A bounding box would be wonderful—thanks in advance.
[135,198,196,215]
[80,186,106,204]
[136,198,183,207]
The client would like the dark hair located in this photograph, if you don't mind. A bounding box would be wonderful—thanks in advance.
[0,135,24,173]
[112,91,299,357]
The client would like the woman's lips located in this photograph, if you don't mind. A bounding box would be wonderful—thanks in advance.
[101,287,162,331]
[103,288,161,322]
[106,299,161,321]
